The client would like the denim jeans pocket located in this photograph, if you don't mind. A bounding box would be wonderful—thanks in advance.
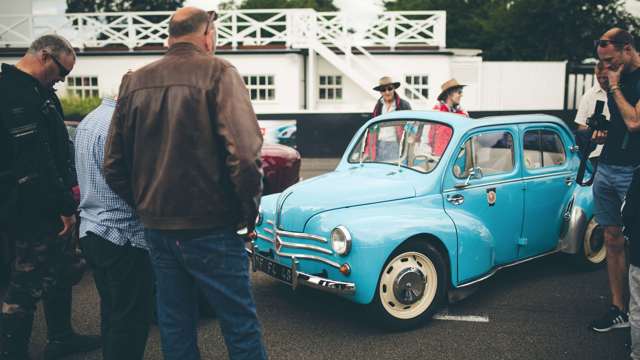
[178,229,247,274]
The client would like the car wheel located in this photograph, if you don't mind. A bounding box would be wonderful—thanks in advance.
[370,241,446,330]
[574,218,606,269]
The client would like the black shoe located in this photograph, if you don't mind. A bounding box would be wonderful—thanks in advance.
[590,305,630,333]
[43,333,101,360]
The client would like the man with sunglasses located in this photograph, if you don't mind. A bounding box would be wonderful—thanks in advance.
[368,76,412,161]
[590,28,640,333]
[104,7,267,360]
[0,34,101,359]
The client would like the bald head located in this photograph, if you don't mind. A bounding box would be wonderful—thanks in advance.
[169,7,209,38]
[601,27,635,50]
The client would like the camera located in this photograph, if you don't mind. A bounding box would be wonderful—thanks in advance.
[586,100,609,131]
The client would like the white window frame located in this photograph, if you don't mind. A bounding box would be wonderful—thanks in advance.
[242,75,276,102]
[318,75,343,101]
[403,74,429,101]
[66,76,99,98]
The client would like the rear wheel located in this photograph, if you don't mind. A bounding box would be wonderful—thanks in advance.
[369,241,447,330]
[574,218,606,269]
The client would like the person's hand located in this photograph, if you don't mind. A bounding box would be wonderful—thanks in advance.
[58,214,76,237]
[592,130,608,144]
[607,63,624,88]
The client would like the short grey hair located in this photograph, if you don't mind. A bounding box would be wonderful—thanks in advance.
[169,10,209,37]
[27,34,75,58]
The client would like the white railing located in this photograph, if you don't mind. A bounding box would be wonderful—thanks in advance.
[0,9,446,50]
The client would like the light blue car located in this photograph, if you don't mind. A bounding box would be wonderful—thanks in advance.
[249,111,604,329]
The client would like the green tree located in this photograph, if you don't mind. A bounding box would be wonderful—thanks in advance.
[66,0,184,12]
[384,0,640,61]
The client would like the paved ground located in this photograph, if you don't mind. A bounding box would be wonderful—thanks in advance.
[14,159,633,359]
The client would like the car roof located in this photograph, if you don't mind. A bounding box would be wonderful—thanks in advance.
[368,110,570,134]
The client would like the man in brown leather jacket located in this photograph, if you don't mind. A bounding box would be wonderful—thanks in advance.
[103,7,267,360]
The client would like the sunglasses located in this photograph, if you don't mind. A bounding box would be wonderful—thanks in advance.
[45,51,70,77]
[379,86,395,93]
[203,10,218,35]
[594,39,628,48]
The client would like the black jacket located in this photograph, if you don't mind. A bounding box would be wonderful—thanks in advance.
[371,93,412,118]
[0,63,76,227]
[624,166,640,267]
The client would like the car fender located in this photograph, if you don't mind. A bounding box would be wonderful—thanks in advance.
[559,184,595,254]
[304,195,458,304]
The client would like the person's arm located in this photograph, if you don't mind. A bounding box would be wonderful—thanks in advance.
[103,75,135,207]
[214,65,263,232]
[608,64,640,132]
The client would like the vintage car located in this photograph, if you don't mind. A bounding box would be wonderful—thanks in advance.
[249,111,604,329]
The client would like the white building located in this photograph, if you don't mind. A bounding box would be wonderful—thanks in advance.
[0,2,568,115]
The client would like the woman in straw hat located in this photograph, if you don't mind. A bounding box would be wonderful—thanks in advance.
[366,76,412,161]
[429,78,468,156]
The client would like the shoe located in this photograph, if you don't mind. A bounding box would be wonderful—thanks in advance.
[590,305,630,332]
[43,332,101,360]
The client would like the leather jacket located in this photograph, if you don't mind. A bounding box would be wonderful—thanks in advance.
[103,42,263,231]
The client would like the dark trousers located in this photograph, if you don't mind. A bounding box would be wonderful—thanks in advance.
[80,232,153,360]
[145,227,267,360]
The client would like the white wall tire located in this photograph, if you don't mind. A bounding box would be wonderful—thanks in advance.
[369,241,447,330]
[583,218,606,265]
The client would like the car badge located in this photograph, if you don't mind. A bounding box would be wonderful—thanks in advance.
[486,188,497,207]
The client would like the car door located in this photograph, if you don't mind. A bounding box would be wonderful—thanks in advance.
[443,127,524,283]
[518,125,575,258]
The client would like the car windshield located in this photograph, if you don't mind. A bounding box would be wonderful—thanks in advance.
[347,120,453,173]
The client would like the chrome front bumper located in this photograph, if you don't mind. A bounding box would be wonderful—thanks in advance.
[246,245,356,296]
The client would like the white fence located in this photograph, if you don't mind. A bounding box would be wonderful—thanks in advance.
[0,9,446,50]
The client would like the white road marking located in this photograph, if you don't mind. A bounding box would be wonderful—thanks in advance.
[433,311,490,323]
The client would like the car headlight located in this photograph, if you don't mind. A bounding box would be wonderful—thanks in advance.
[331,226,352,256]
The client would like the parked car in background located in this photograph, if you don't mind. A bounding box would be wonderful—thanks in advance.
[65,121,301,196]
[249,111,603,330]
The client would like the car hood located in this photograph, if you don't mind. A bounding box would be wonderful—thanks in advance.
[275,167,417,232]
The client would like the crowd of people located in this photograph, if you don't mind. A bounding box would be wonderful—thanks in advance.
[0,3,640,359]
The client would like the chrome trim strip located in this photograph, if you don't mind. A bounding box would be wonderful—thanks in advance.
[457,249,560,288]
[267,220,274,225]
[444,171,575,193]
[276,251,342,269]
[276,229,327,243]
[278,236,333,255]
[264,228,273,235]
[257,233,273,243]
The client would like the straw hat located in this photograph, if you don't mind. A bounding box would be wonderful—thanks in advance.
[373,76,401,91]
[438,78,466,100]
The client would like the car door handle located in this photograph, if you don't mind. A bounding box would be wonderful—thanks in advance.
[447,194,464,205]
[565,176,574,186]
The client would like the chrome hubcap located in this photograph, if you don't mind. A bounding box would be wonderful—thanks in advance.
[393,267,426,305]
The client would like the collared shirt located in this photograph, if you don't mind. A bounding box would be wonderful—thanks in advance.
[75,98,147,249]
[574,85,610,158]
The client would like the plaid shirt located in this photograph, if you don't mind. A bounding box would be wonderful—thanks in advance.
[75,98,147,250]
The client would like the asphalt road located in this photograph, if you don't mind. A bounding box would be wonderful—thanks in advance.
[24,253,628,360]
[17,159,632,359]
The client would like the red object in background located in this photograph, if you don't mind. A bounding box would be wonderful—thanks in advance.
[71,185,81,203]
[261,143,301,195]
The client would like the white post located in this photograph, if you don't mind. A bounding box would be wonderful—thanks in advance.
[307,48,316,110]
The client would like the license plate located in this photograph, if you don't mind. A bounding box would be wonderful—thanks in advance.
[254,253,293,285]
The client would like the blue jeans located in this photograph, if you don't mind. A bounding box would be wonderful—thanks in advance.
[145,227,267,360]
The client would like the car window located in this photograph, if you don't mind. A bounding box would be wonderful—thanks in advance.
[523,129,566,169]
[348,120,452,173]
[453,131,514,178]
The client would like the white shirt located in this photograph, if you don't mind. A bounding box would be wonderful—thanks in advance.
[379,99,398,141]
[574,85,610,157]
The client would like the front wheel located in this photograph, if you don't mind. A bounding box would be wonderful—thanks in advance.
[369,242,447,330]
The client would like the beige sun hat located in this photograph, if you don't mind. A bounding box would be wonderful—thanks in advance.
[438,78,466,100]
[373,76,401,91]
